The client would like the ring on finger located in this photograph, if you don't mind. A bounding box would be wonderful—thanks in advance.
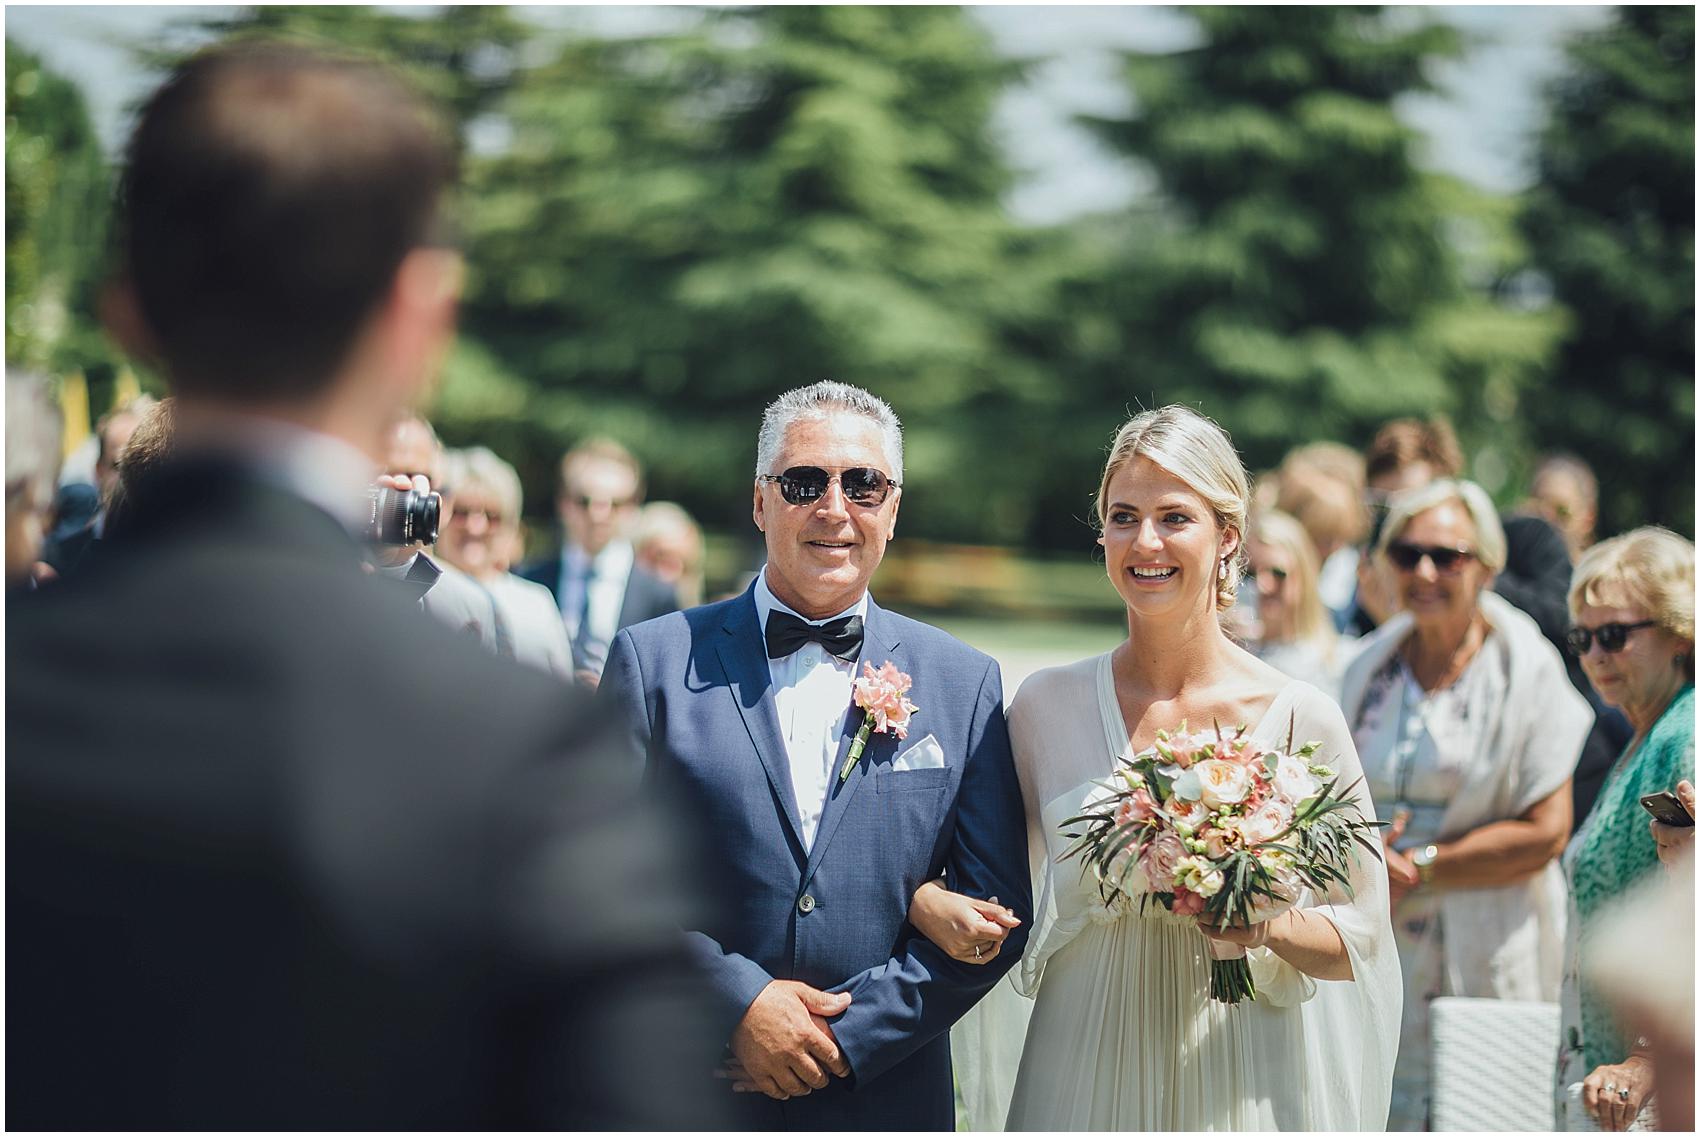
[1618,1086,1631,1102]
[973,943,982,959]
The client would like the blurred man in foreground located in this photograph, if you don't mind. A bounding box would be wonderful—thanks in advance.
[7,42,720,1130]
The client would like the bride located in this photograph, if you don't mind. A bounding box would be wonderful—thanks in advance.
[908,406,1401,1130]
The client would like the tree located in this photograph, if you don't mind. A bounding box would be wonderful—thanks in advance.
[1055,7,1561,500]
[460,6,1044,542]
[5,38,113,372]
[1519,6,1694,535]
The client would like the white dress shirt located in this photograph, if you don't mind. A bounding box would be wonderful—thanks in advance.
[753,567,869,852]
[558,539,634,671]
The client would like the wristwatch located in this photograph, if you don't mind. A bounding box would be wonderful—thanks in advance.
[1411,843,1440,887]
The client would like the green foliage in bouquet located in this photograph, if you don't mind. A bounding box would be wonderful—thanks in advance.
[1059,717,1384,1003]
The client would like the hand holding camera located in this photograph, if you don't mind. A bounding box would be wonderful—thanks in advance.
[367,473,442,567]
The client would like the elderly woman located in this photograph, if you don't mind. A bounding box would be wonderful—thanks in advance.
[437,447,574,680]
[1246,509,1346,697]
[1340,478,1594,1131]
[1554,527,1695,1131]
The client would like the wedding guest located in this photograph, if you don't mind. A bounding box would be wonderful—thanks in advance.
[633,500,707,607]
[1585,850,1694,1133]
[1524,453,1599,562]
[6,370,63,589]
[438,446,574,678]
[1276,442,1369,627]
[1357,416,1631,830]
[377,413,500,653]
[1246,509,1346,698]
[41,393,158,576]
[1554,527,1694,1131]
[519,437,678,686]
[1340,477,1594,1131]
[7,42,720,1129]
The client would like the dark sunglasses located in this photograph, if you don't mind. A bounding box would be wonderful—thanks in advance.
[1566,620,1658,656]
[1386,541,1476,574]
[570,494,634,512]
[760,466,899,507]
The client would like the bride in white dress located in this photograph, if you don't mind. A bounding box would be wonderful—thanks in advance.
[909,407,1401,1130]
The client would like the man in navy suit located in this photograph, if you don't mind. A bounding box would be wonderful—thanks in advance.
[519,437,678,687]
[601,381,1031,1130]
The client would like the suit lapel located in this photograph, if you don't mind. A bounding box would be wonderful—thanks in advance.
[714,591,807,855]
[802,598,903,887]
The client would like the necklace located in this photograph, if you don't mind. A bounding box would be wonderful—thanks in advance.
[1402,614,1488,693]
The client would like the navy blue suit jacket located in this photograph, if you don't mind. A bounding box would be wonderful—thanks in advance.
[601,585,1031,1130]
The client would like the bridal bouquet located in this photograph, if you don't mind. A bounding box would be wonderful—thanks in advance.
[1061,719,1381,1003]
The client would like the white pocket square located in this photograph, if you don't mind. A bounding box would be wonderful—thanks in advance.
[890,734,946,772]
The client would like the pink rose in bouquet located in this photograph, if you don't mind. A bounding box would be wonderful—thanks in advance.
[1138,831,1187,892]
[1061,717,1382,1003]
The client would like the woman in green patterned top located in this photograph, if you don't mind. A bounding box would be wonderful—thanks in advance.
[1555,527,1695,1132]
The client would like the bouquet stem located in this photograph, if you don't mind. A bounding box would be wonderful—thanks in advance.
[1203,934,1257,1004]
[1209,956,1256,1003]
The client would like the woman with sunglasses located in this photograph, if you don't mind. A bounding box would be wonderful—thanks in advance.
[1339,478,1594,1130]
[1245,509,1346,699]
[1553,527,1694,1131]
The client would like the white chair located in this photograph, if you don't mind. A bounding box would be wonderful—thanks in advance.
[1429,997,1561,1131]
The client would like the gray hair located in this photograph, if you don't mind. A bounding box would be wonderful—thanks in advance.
[7,369,63,514]
[440,446,523,523]
[754,381,903,482]
[1377,478,1507,573]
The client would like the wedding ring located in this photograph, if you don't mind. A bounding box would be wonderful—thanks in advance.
[974,943,982,959]
[1605,1082,1619,1095]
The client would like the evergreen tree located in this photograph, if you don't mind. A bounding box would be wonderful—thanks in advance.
[461,6,1042,541]
[1065,7,1560,488]
[1520,6,1694,535]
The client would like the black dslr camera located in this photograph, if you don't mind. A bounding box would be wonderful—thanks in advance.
[365,484,441,546]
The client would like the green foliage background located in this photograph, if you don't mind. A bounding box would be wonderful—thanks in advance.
[5,5,1692,551]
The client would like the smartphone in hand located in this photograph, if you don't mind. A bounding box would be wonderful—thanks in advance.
[1640,790,1694,827]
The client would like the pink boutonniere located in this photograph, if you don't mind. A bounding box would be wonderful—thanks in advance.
[840,661,919,782]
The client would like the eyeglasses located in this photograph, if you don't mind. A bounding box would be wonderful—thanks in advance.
[1565,620,1658,656]
[1385,541,1476,574]
[569,495,634,512]
[451,505,507,527]
[760,466,900,507]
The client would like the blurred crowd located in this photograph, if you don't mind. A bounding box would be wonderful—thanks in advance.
[5,37,1692,1135]
[1235,417,1694,1131]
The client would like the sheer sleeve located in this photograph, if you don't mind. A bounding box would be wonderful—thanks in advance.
[1280,683,1403,1130]
[951,657,1103,1132]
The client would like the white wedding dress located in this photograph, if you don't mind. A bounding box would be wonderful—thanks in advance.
[956,653,1401,1131]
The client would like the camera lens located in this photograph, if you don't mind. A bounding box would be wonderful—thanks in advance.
[366,486,441,546]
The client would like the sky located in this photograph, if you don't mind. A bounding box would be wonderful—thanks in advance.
[3,4,1614,225]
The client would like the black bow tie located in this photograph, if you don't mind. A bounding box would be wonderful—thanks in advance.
[765,611,864,663]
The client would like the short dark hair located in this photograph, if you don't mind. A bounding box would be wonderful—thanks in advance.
[118,42,457,402]
[1364,416,1463,484]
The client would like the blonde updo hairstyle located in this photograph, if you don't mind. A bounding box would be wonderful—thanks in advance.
[1569,527,1695,682]
[1096,405,1252,613]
